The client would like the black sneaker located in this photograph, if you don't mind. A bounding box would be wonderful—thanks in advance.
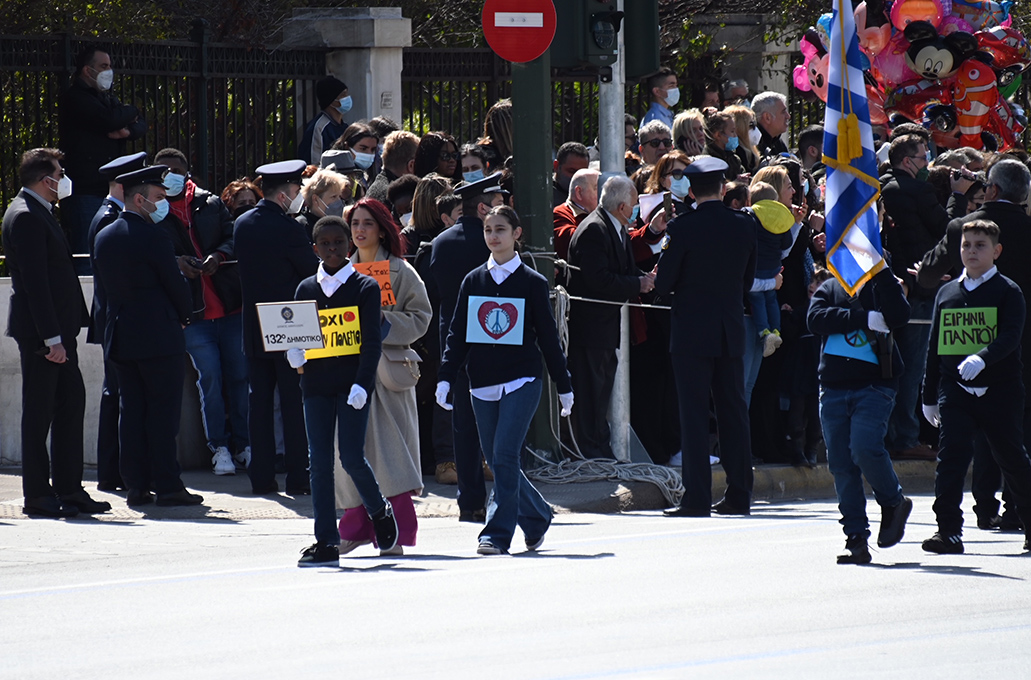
[370,500,398,553]
[298,542,339,567]
[977,514,1002,531]
[999,513,1024,532]
[922,532,964,554]
[837,534,871,564]
[877,496,913,548]
[1023,537,1030,553]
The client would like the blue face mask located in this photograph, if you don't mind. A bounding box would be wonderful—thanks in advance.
[629,204,640,224]
[337,96,353,115]
[803,179,811,196]
[670,176,691,199]
[147,198,169,223]
[463,169,485,184]
[352,151,375,170]
[726,135,740,152]
[164,172,186,197]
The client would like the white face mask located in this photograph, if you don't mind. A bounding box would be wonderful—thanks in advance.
[665,86,681,107]
[287,190,305,215]
[748,126,762,148]
[95,69,114,91]
[48,174,73,201]
[400,211,413,228]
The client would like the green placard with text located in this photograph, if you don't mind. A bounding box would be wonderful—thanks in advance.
[938,307,997,355]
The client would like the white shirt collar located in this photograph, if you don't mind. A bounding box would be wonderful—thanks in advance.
[604,209,627,236]
[317,261,354,297]
[22,187,53,212]
[959,265,998,291]
[487,253,521,284]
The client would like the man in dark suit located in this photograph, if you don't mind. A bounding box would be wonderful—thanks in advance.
[567,174,654,459]
[2,148,109,517]
[234,160,318,495]
[87,151,147,492]
[918,158,1031,530]
[427,171,507,522]
[93,165,202,507]
[654,157,757,516]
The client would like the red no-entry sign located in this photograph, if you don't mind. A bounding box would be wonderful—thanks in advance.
[482,0,557,64]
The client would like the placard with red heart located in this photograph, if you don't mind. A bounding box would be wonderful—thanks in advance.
[466,295,526,346]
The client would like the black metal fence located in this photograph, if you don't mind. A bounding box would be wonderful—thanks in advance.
[0,30,327,209]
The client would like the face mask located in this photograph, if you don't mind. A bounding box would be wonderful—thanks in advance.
[321,197,345,218]
[726,135,740,152]
[95,69,114,91]
[916,167,930,182]
[49,174,73,201]
[337,96,353,115]
[164,173,186,197]
[232,204,254,219]
[670,176,691,199]
[287,190,305,214]
[748,127,762,147]
[463,169,485,184]
[628,204,640,224]
[665,87,681,107]
[148,198,169,223]
[353,151,375,170]
[803,179,811,196]
[400,212,413,228]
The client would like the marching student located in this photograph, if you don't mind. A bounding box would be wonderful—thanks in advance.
[921,219,1031,554]
[436,205,573,555]
[287,215,398,567]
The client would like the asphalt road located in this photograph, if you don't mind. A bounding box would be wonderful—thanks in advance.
[1,496,1029,679]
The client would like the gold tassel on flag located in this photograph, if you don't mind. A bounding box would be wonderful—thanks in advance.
[837,112,862,163]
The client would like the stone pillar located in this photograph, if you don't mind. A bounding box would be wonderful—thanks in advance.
[282,8,412,128]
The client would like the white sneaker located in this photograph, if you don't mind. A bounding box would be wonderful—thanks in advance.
[667,451,683,467]
[234,446,251,470]
[212,447,235,475]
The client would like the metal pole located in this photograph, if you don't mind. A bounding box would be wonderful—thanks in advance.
[192,20,210,186]
[602,0,630,462]
[511,49,558,458]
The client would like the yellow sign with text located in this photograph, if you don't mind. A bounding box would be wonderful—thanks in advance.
[304,306,362,359]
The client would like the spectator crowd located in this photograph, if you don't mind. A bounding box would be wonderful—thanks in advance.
[6,45,1031,565]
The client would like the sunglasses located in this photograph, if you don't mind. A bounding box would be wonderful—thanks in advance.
[439,151,460,161]
[642,138,673,149]
[664,169,687,180]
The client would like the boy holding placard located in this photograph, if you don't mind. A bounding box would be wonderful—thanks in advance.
[286,215,398,566]
[922,220,1031,555]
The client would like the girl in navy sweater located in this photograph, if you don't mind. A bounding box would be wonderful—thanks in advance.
[287,216,398,566]
[436,206,574,555]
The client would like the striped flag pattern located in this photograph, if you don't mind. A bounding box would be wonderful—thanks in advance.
[822,0,885,297]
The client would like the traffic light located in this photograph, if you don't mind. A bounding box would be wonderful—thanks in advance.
[551,0,623,70]
[623,0,660,80]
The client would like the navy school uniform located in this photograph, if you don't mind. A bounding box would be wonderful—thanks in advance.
[295,266,386,546]
[233,198,318,492]
[923,270,1031,538]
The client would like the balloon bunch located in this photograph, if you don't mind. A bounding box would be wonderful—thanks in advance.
[793,0,1030,150]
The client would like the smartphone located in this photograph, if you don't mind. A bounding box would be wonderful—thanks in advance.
[663,191,673,221]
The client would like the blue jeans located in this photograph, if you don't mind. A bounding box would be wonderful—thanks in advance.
[184,313,249,451]
[747,289,781,336]
[887,299,932,451]
[304,392,385,546]
[742,314,765,407]
[820,385,904,538]
[60,193,104,275]
[471,380,553,551]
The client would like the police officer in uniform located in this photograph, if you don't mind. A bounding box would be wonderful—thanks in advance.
[234,160,318,495]
[87,151,147,492]
[654,157,758,517]
[93,165,202,507]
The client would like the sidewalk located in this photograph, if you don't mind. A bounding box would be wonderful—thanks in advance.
[0,459,939,521]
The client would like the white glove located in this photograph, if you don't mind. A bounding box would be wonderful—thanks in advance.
[558,392,574,417]
[435,381,452,411]
[286,348,307,369]
[922,403,941,428]
[957,354,986,381]
[867,311,890,334]
[347,384,367,410]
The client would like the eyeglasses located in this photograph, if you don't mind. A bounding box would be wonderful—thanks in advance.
[439,151,460,162]
[642,138,673,149]
[664,169,687,180]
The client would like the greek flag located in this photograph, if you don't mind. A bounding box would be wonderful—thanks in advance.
[822,0,885,296]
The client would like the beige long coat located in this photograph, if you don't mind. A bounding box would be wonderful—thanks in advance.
[335,248,431,509]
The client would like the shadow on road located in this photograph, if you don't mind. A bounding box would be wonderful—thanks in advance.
[863,561,1024,580]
